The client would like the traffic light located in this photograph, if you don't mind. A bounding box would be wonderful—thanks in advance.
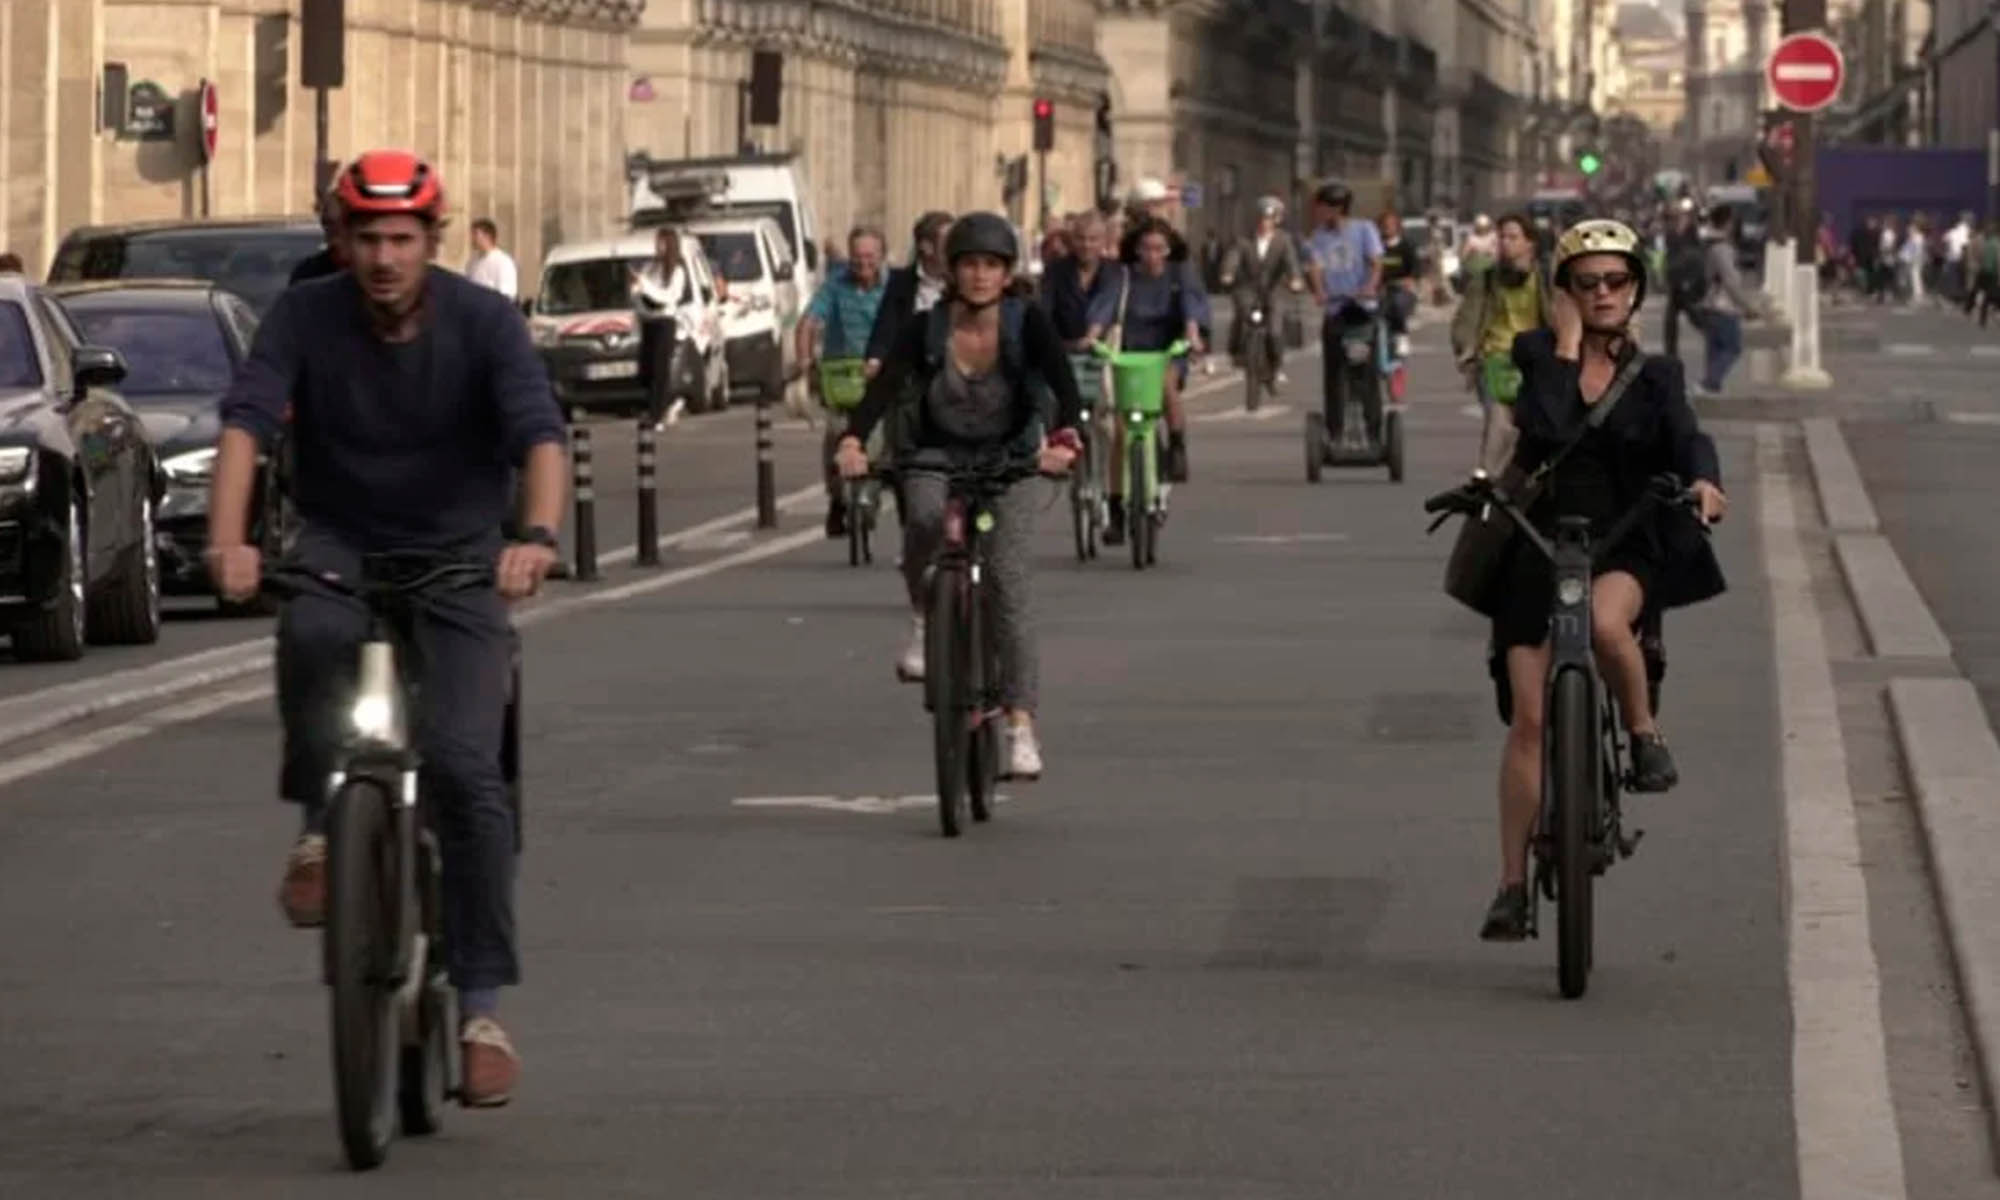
[1576,149,1603,176]
[1033,98,1054,153]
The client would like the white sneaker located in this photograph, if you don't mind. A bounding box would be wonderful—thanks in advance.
[895,617,925,683]
[1005,722,1044,780]
[1393,333,1411,357]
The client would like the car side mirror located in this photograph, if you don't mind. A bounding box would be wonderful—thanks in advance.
[73,345,128,390]
[772,262,794,284]
[803,242,819,271]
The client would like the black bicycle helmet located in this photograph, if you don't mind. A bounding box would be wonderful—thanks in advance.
[944,211,1018,266]
[1315,180,1353,209]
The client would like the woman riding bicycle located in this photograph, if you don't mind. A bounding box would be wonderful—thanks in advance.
[1481,218,1729,942]
[834,213,1084,780]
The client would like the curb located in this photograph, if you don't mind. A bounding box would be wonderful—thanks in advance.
[1833,535,1953,660]
[1802,418,1881,533]
[1888,677,2000,1163]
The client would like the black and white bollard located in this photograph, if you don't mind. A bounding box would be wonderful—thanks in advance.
[569,408,599,581]
[636,417,660,566]
[755,378,777,529]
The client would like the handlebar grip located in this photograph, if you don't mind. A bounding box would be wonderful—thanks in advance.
[1422,491,1460,515]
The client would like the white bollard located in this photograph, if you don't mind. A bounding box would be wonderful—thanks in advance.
[1781,263,1833,391]
[1766,240,1796,318]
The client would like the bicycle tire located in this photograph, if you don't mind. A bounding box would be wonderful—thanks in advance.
[1129,438,1151,571]
[852,478,868,568]
[1551,669,1596,1000]
[325,778,402,1169]
[1243,331,1263,412]
[928,569,969,837]
[1070,468,1092,564]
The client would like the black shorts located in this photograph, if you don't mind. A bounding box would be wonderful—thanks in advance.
[1492,539,1656,652]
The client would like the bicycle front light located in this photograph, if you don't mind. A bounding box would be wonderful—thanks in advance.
[350,695,396,740]
[0,445,32,484]
[1556,577,1587,608]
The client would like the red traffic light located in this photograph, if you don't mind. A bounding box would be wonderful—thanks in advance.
[1034,98,1052,119]
[1033,98,1054,152]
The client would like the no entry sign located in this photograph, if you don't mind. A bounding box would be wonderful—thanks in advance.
[198,78,219,163]
[1767,33,1844,113]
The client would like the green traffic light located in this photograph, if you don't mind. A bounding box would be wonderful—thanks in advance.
[1578,152,1602,176]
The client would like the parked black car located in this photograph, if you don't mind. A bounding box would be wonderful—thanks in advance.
[49,280,282,613]
[0,276,164,660]
[47,216,323,317]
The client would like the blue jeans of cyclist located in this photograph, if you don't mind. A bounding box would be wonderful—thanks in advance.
[276,524,519,993]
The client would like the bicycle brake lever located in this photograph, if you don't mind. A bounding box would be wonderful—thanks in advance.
[1426,512,1453,535]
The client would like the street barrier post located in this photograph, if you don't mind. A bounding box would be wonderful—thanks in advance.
[636,417,660,566]
[1766,239,1796,317]
[755,380,778,529]
[1782,264,1833,390]
[569,409,600,580]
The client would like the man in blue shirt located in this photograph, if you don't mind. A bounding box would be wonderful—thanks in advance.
[1306,180,1385,445]
[210,150,565,1108]
[797,226,889,536]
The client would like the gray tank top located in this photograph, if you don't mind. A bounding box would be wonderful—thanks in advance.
[925,353,1014,443]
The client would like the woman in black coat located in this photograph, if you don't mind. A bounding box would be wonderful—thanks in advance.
[1481,219,1730,942]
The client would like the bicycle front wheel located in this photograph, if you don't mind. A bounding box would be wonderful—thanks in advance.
[1128,436,1153,571]
[325,779,403,1169]
[1550,669,1596,1000]
[928,568,969,837]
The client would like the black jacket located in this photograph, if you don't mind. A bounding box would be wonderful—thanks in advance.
[1510,328,1727,610]
[865,266,941,364]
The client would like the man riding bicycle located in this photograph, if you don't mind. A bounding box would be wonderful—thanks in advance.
[796,226,889,537]
[1219,195,1306,383]
[1306,180,1386,445]
[210,149,566,1107]
[833,213,1084,779]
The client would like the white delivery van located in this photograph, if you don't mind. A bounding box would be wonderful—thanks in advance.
[629,152,822,308]
[685,215,800,402]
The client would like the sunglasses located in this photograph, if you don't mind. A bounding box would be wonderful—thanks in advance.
[1569,271,1635,294]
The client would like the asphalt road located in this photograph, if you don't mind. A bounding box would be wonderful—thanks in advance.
[0,311,1979,1196]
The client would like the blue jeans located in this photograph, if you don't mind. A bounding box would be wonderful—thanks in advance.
[277,525,519,992]
[1699,310,1742,392]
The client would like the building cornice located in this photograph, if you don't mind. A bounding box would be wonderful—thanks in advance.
[1029,43,1112,98]
[510,0,645,29]
[695,0,1009,88]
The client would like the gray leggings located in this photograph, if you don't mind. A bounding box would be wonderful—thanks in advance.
[901,469,1040,712]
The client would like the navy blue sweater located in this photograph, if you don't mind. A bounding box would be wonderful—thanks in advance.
[220,269,563,551]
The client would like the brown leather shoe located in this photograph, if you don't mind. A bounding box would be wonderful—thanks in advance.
[277,834,326,928]
[460,1016,520,1107]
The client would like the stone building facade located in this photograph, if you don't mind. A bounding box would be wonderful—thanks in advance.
[1,0,640,276]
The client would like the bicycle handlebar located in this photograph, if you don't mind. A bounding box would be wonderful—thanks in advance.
[261,556,497,604]
[1422,471,1701,556]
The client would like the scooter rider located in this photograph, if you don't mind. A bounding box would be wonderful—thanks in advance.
[1306,180,1386,446]
[1219,195,1306,383]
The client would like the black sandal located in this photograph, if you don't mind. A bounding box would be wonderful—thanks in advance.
[1629,731,1680,793]
[1479,884,1530,942]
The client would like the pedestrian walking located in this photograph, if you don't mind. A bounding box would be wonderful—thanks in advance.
[1692,205,1769,397]
[465,218,519,300]
[630,226,694,427]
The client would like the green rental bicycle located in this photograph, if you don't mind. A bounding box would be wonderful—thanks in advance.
[1066,352,1108,562]
[820,357,879,566]
[1092,339,1189,570]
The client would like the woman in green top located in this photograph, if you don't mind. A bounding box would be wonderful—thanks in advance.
[1448,213,1551,474]
[1967,222,2000,327]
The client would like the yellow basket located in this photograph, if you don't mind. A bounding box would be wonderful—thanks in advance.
[819,357,869,410]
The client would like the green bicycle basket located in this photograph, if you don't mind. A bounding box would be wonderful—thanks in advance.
[819,357,870,411]
[1479,352,1523,407]
[1094,340,1188,417]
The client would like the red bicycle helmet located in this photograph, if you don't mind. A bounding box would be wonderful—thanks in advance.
[335,150,446,224]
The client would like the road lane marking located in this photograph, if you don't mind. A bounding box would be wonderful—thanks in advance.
[0,485,824,752]
[1884,343,1934,356]
[1943,410,2000,424]
[733,794,1011,814]
[1758,425,1910,1199]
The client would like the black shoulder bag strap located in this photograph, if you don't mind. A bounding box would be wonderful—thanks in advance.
[1524,350,1647,488]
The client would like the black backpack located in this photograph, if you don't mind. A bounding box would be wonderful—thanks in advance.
[1667,239,1708,311]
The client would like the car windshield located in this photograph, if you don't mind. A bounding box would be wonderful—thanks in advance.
[61,229,322,315]
[64,307,233,398]
[537,257,649,316]
[697,233,763,282]
[0,302,43,389]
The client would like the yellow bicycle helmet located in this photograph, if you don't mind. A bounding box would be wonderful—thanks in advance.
[1551,218,1648,313]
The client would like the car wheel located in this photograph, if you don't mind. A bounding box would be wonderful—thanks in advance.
[710,356,731,411]
[88,491,163,645]
[13,493,87,662]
